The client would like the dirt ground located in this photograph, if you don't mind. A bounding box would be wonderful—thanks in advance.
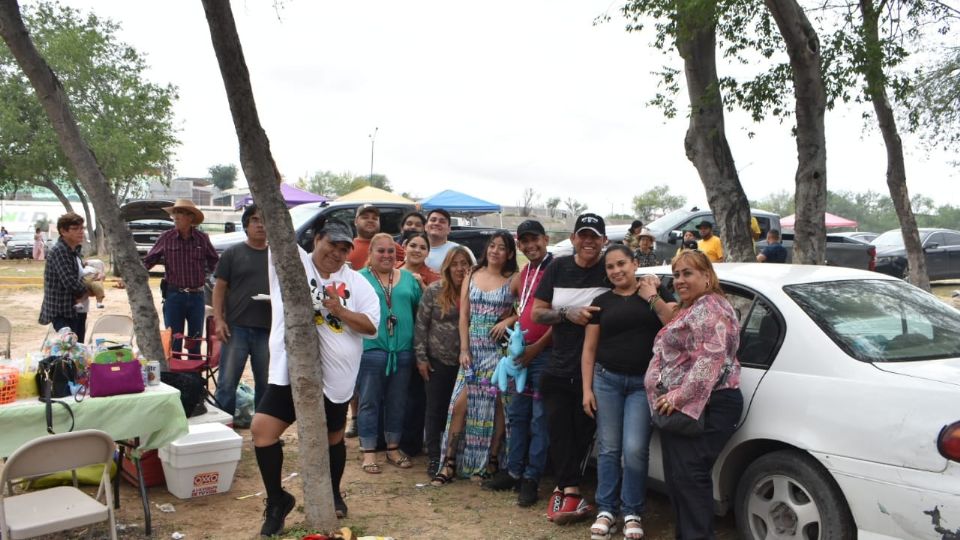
[3,259,956,539]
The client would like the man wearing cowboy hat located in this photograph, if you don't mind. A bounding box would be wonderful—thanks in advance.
[633,227,661,267]
[143,198,219,355]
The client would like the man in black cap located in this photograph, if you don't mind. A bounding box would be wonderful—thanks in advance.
[696,220,724,263]
[483,219,554,507]
[532,213,610,525]
[252,219,380,535]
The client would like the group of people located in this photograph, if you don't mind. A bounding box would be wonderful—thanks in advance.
[627,216,788,265]
[231,204,744,539]
[38,201,746,539]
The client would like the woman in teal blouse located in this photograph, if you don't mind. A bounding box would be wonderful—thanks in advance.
[356,233,422,473]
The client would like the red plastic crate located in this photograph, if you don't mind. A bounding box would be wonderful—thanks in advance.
[121,449,165,488]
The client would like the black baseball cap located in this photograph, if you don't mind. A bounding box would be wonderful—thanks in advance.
[356,203,380,217]
[574,213,605,236]
[516,220,546,238]
[696,220,714,229]
[320,220,354,245]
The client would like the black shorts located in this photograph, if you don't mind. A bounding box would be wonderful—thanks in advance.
[256,384,349,433]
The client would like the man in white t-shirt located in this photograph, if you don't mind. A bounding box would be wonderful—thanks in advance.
[423,208,462,272]
[251,220,379,536]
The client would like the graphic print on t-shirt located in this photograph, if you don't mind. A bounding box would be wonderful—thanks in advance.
[309,278,350,333]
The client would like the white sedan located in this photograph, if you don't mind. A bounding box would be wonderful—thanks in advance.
[643,263,960,540]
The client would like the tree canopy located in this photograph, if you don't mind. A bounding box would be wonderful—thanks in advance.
[208,163,237,190]
[632,183,686,222]
[0,0,178,203]
[295,170,392,196]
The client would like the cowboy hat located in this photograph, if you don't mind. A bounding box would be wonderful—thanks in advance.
[637,227,656,241]
[163,199,205,225]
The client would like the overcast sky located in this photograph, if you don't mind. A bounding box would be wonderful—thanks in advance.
[61,0,959,216]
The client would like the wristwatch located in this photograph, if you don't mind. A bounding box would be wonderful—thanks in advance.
[558,307,568,322]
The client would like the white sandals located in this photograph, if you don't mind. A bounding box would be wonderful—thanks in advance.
[623,515,644,539]
[590,511,618,540]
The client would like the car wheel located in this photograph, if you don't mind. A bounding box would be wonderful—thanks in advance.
[735,450,855,540]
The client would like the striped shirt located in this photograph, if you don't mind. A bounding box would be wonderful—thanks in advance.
[39,239,88,324]
[143,228,219,289]
[534,255,609,378]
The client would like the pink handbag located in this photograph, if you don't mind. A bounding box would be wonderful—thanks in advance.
[88,361,145,397]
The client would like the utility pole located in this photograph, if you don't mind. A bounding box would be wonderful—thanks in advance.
[368,127,378,182]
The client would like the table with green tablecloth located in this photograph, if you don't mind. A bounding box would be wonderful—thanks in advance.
[0,382,189,535]
[0,382,188,457]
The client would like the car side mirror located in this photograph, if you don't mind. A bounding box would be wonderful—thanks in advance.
[924,242,939,251]
[668,230,682,244]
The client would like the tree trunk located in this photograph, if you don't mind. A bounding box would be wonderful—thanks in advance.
[675,1,753,262]
[859,0,929,290]
[69,177,99,255]
[199,0,336,529]
[33,175,73,213]
[0,0,166,364]
[765,0,827,265]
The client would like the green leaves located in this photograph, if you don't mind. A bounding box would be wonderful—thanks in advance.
[632,184,686,221]
[0,0,179,200]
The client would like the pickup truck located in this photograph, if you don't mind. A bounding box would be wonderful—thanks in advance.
[648,207,875,270]
[209,199,504,261]
[758,233,877,270]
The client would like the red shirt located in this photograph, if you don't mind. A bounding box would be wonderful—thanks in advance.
[517,254,552,344]
[143,228,219,289]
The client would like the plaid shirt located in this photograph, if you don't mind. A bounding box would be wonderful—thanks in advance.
[634,248,661,268]
[143,227,219,289]
[39,239,88,324]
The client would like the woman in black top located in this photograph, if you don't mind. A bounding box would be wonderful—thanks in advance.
[581,245,675,540]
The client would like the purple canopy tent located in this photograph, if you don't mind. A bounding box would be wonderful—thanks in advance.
[234,183,327,209]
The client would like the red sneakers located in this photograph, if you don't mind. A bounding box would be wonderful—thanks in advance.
[545,489,563,521]
[551,493,594,525]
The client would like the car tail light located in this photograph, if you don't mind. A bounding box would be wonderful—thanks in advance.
[938,422,960,462]
[867,246,876,272]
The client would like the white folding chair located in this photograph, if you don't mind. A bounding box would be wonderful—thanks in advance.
[0,316,10,359]
[86,314,134,345]
[0,430,117,540]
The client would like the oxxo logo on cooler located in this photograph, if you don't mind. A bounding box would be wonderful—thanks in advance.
[191,471,221,497]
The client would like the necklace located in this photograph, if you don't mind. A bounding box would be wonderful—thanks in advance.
[518,253,551,315]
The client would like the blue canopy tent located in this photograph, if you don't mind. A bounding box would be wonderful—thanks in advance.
[419,189,503,227]
[234,183,327,209]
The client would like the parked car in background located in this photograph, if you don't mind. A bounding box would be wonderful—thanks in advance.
[757,232,877,270]
[118,200,174,258]
[547,224,631,257]
[5,233,37,259]
[643,263,960,539]
[873,228,960,281]
[647,207,781,262]
[833,231,879,243]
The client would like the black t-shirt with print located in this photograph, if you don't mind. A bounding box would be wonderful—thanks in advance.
[589,290,664,376]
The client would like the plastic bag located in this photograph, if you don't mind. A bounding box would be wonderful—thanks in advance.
[233,382,255,428]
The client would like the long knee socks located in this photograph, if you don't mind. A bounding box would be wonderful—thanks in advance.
[329,440,346,498]
[255,442,284,501]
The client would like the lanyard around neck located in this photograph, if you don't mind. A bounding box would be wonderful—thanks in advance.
[374,269,394,310]
[518,253,550,315]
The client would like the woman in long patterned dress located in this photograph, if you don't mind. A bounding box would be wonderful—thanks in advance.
[433,232,518,484]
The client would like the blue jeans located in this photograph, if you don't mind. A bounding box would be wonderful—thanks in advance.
[214,325,269,415]
[356,349,413,450]
[593,365,652,516]
[163,290,205,354]
[505,348,549,481]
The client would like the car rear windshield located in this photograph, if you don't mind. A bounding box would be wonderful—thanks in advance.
[785,279,960,363]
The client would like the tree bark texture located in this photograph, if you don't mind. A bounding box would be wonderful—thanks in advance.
[764,0,828,265]
[675,0,754,262]
[199,0,337,529]
[859,0,929,290]
[0,0,166,363]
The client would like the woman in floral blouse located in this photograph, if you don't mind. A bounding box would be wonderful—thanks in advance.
[644,250,743,539]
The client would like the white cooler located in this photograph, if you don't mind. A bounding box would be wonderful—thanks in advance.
[159,422,243,499]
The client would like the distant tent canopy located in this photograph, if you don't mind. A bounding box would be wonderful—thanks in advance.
[234,183,326,209]
[781,212,858,229]
[336,186,415,204]
[419,189,501,217]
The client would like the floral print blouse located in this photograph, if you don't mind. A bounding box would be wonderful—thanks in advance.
[644,293,741,419]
